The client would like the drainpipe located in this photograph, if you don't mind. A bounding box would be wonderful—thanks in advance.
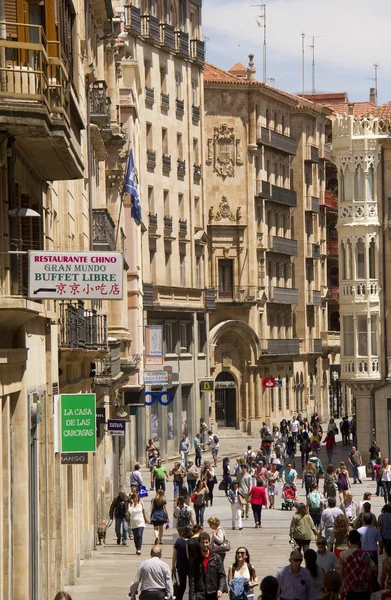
[0,0,6,93]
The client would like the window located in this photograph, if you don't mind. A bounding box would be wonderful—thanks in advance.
[160,66,167,93]
[162,127,168,155]
[371,315,378,355]
[270,387,275,413]
[193,138,199,164]
[180,322,188,351]
[178,193,184,218]
[273,111,278,131]
[266,159,270,180]
[281,115,285,134]
[265,108,270,127]
[367,166,374,200]
[198,319,206,354]
[355,166,364,201]
[146,122,153,149]
[343,316,354,356]
[164,322,175,354]
[194,196,201,227]
[177,133,183,160]
[195,255,203,288]
[218,259,233,296]
[148,186,154,212]
[164,190,169,214]
[180,253,186,287]
[191,79,198,105]
[144,60,152,87]
[356,240,365,279]
[175,71,181,99]
[285,375,290,410]
[345,241,353,280]
[369,240,376,278]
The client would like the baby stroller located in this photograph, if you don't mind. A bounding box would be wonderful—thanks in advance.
[281,483,296,510]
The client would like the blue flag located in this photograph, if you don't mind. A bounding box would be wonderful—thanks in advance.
[123,149,142,226]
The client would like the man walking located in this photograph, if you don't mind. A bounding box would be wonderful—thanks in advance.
[152,458,169,491]
[348,445,363,484]
[194,433,202,467]
[109,491,129,545]
[189,531,227,600]
[128,545,173,600]
[290,416,299,444]
[357,513,383,565]
[179,434,191,468]
[276,550,313,600]
[208,430,220,467]
[316,536,338,572]
[237,464,252,519]
[320,497,343,547]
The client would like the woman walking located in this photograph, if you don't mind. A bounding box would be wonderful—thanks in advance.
[248,479,268,528]
[222,457,232,496]
[201,460,216,506]
[208,516,229,563]
[192,479,208,527]
[171,526,191,600]
[228,481,244,530]
[335,462,350,502]
[128,492,148,555]
[330,514,351,558]
[267,463,278,509]
[186,523,202,562]
[307,483,325,531]
[303,549,324,600]
[323,431,335,463]
[381,458,391,503]
[150,489,169,545]
[228,547,258,600]
[289,503,317,552]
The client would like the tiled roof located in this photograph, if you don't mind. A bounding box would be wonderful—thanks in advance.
[361,101,391,118]
[301,93,348,104]
[300,93,375,117]
[228,62,246,74]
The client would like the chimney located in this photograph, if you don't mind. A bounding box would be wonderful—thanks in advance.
[247,53,256,81]
[369,87,377,105]
[348,103,354,116]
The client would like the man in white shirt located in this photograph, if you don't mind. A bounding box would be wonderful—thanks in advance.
[290,417,299,444]
[208,430,220,467]
[129,545,173,600]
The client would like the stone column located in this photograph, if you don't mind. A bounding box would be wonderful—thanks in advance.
[248,367,255,421]
[350,383,373,464]
[255,370,261,420]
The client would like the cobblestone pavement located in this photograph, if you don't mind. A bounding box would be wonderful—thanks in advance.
[66,429,383,599]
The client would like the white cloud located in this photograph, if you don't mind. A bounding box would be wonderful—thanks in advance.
[203,0,391,102]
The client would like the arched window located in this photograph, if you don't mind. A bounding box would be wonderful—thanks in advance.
[329,266,339,286]
[356,239,365,279]
[355,165,364,201]
[346,241,353,280]
[369,239,376,279]
[343,168,353,202]
[366,166,374,200]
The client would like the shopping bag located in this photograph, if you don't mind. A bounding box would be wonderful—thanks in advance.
[139,485,148,498]
[358,465,367,481]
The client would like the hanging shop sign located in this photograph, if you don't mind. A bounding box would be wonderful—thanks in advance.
[60,394,96,453]
[199,378,215,393]
[144,370,169,385]
[274,379,283,388]
[28,251,123,300]
[107,419,126,436]
[262,377,275,388]
[61,453,89,465]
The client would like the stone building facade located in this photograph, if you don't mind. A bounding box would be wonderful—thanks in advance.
[204,58,335,432]
[121,0,212,458]
[0,1,139,597]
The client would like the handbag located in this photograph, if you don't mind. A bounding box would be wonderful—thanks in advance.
[173,571,180,598]
[139,485,148,498]
[212,539,231,554]
[238,493,247,506]
[190,493,197,503]
[213,475,218,484]
[218,480,225,491]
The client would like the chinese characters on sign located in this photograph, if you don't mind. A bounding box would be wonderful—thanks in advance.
[28,251,123,300]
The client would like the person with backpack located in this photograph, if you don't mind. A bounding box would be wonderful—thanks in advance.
[174,496,195,537]
[323,464,338,500]
[188,531,227,600]
[299,431,311,468]
[208,430,220,467]
[227,547,258,600]
[308,452,324,484]
[303,462,317,496]
[306,483,325,530]
[109,490,129,545]
[289,503,318,552]
[171,526,192,600]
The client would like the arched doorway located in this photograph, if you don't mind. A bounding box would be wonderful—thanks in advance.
[215,371,236,427]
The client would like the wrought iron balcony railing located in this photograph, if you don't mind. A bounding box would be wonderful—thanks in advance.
[256,126,297,155]
[217,286,259,303]
[268,286,299,304]
[190,39,205,63]
[255,180,297,207]
[176,98,185,117]
[178,219,188,236]
[92,208,116,251]
[124,5,142,34]
[148,213,158,230]
[142,14,160,42]
[267,235,298,256]
[59,301,107,350]
[192,105,201,122]
[164,216,173,232]
[161,92,170,111]
[260,339,300,355]
[147,149,156,170]
[177,159,186,177]
[90,80,111,128]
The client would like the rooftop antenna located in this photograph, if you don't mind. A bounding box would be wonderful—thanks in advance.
[373,63,379,104]
[307,35,327,94]
[252,4,266,83]
[301,32,305,94]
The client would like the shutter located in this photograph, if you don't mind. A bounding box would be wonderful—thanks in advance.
[5,0,17,38]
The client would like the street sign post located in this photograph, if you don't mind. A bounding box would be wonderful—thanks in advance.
[60,394,96,453]
[144,370,169,385]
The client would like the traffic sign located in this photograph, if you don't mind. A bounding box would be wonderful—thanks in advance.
[144,370,169,385]
[262,377,275,388]
[199,379,214,393]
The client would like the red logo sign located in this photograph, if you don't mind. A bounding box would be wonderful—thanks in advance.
[262,377,275,388]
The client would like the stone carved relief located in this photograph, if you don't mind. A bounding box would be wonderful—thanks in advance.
[207,139,213,164]
[215,196,236,222]
[213,123,235,177]
[236,139,244,165]
[222,353,232,368]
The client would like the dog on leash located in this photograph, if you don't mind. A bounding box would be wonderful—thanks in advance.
[97,522,107,545]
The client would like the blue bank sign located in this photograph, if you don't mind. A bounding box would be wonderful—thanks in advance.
[107,419,126,436]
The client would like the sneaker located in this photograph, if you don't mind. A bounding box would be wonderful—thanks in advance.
[239,527,243,530]
[122,540,127,545]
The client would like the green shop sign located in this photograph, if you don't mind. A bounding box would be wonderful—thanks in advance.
[61,394,96,453]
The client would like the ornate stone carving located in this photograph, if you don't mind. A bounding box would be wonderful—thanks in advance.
[214,196,236,222]
[213,123,235,178]
[207,139,213,163]
[222,353,232,368]
[236,139,244,165]
[236,207,242,222]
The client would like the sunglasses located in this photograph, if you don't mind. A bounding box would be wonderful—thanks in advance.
[237,551,246,555]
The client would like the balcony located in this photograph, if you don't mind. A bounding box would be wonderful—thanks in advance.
[164,216,173,233]
[190,39,205,63]
[0,23,83,180]
[192,105,201,123]
[256,126,297,155]
[307,243,321,259]
[162,154,171,174]
[320,142,334,162]
[92,209,116,252]
[178,219,188,237]
[321,331,340,353]
[175,30,189,56]
[268,286,299,304]
[89,80,110,128]
[143,283,154,307]
[327,240,338,256]
[176,98,185,117]
[261,339,300,355]
[321,190,338,210]
[147,149,156,170]
[161,92,170,111]
[59,301,107,350]
[124,5,142,35]
[267,236,298,256]
[193,164,201,183]
[205,288,216,310]
[160,22,175,50]
[150,286,214,311]
[255,180,297,207]
[217,286,258,304]
[142,14,160,42]
[145,86,154,107]
[305,145,320,163]
[340,280,379,302]
[328,285,339,301]
[94,340,122,386]
[177,159,186,178]
[308,338,323,354]
[341,357,381,381]
[305,196,320,213]
[148,213,158,231]
[308,290,321,306]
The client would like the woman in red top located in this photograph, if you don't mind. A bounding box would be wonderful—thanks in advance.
[323,431,335,462]
[248,479,268,528]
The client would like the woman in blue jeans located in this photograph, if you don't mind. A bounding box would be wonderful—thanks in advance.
[193,480,208,527]
[128,492,147,555]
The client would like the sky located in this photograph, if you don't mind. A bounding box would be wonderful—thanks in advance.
[203,0,391,105]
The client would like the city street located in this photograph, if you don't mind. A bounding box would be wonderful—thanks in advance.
[65,429,383,599]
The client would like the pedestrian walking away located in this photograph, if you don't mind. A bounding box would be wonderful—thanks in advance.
[194,434,203,467]
[188,531,227,600]
[171,526,191,600]
[222,457,232,496]
[130,463,143,489]
[323,432,335,463]
[330,514,351,559]
[307,483,325,530]
[299,432,311,468]
[357,512,383,566]
[276,549,314,600]
[150,489,169,545]
[369,440,381,481]
[128,545,173,600]
[173,495,195,536]
[109,490,129,545]
[303,549,324,600]
[339,530,372,600]
[248,479,267,528]
[335,462,351,502]
[320,497,343,548]
[208,430,220,467]
[227,547,258,600]
[289,503,317,552]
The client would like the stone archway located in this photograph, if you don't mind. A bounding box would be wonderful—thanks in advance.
[215,371,237,427]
